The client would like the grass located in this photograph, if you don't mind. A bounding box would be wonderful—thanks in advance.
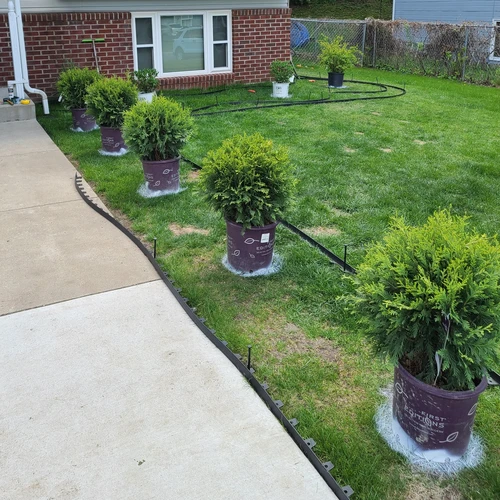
[292,0,393,21]
[38,67,500,499]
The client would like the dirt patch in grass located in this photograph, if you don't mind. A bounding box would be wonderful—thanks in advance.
[187,170,200,182]
[405,479,462,500]
[344,147,357,153]
[414,139,427,145]
[305,226,341,236]
[354,131,364,135]
[169,223,210,236]
[272,323,340,364]
[380,148,392,153]
[372,112,382,116]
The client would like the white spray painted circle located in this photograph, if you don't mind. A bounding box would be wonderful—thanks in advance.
[137,183,186,198]
[222,253,283,277]
[71,124,99,133]
[99,148,129,157]
[375,386,484,474]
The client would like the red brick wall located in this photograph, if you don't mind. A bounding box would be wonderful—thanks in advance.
[0,12,134,99]
[232,8,291,84]
[0,8,291,96]
[0,15,14,87]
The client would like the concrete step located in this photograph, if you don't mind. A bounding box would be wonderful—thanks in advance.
[0,100,36,122]
[0,87,36,122]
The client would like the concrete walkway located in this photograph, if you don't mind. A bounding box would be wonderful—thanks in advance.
[0,121,339,499]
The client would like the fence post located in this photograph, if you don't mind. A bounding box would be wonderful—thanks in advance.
[372,21,377,67]
[462,26,469,80]
[315,19,319,63]
[361,22,367,66]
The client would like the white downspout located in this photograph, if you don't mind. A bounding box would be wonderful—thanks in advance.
[13,0,49,114]
[7,1,24,98]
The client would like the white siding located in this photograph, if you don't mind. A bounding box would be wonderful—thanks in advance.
[394,0,500,24]
[1,0,289,14]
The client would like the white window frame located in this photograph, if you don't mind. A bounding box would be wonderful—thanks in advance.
[132,15,156,70]
[490,20,500,62]
[132,11,232,77]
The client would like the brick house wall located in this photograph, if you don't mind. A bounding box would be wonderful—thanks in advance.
[0,15,14,89]
[0,12,133,99]
[0,8,291,97]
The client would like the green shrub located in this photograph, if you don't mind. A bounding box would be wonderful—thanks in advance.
[122,96,194,161]
[57,67,101,109]
[318,36,361,74]
[492,67,500,87]
[129,68,159,93]
[85,77,138,129]
[352,210,500,390]
[199,133,297,230]
[270,60,294,83]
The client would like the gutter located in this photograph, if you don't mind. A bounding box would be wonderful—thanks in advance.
[7,0,49,114]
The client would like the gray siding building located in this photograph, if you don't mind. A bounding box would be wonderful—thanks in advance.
[393,0,500,24]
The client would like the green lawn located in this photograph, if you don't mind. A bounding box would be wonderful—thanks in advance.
[38,67,500,500]
[292,0,393,20]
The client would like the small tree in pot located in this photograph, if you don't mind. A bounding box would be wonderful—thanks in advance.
[122,96,194,193]
[352,210,500,460]
[199,133,296,274]
[57,67,101,132]
[270,60,294,98]
[130,68,159,103]
[318,36,360,88]
[85,77,138,154]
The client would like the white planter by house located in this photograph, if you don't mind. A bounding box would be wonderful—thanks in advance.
[272,82,290,98]
[138,91,156,103]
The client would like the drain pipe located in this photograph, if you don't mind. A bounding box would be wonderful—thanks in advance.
[12,0,49,114]
[7,1,24,99]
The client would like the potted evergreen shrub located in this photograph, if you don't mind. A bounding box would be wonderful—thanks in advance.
[57,67,101,132]
[269,60,294,98]
[318,36,360,88]
[199,133,296,274]
[85,76,138,154]
[122,96,194,193]
[352,210,500,461]
[130,68,159,103]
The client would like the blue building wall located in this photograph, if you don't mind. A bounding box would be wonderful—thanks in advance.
[394,0,500,24]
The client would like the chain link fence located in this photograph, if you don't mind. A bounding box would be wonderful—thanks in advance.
[292,18,500,85]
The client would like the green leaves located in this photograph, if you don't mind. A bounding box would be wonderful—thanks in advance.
[352,209,500,390]
[85,77,138,129]
[199,133,297,230]
[129,68,159,94]
[270,60,294,83]
[318,36,361,74]
[57,68,101,109]
[122,96,194,161]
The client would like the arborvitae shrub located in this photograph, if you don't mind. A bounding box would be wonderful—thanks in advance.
[352,210,500,390]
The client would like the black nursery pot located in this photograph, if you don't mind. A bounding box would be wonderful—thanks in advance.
[328,72,344,88]
[71,108,97,131]
[226,220,278,273]
[141,158,180,191]
[100,127,127,153]
[393,364,488,457]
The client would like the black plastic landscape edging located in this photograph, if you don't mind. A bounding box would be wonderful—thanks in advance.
[190,78,406,116]
[74,174,353,500]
